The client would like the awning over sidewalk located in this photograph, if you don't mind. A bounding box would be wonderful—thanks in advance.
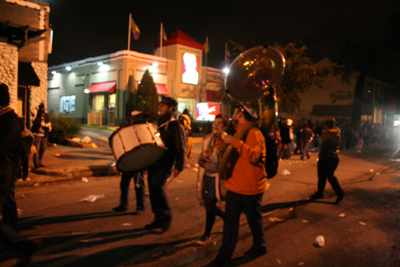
[206,90,225,101]
[311,105,353,116]
[18,62,40,86]
[155,84,169,95]
[87,81,116,93]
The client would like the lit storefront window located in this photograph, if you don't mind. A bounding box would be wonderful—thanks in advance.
[182,53,199,85]
[60,95,76,113]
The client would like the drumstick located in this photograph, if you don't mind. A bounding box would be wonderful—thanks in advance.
[163,174,175,190]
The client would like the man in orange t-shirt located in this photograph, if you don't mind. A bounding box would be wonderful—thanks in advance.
[210,103,268,266]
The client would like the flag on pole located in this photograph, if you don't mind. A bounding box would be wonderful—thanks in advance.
[203,37,210,54]
[159,24,168,41]
[131,16,140,40]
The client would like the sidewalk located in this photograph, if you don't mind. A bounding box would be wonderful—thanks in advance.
[16,136,203,186]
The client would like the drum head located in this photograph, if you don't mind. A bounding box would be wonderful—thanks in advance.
[116,144,165,172]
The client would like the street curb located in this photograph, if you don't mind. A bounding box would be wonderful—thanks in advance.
[31,165,111,178]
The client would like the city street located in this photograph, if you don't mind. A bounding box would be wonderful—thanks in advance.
[1,142,400,267]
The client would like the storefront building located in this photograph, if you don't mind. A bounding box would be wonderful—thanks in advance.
[47,30,226,126]
[0,0,51,127]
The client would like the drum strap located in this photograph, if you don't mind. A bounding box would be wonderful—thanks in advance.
[159,117,176,131]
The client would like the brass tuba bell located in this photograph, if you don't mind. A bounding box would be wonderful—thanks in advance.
[225,46,285,103]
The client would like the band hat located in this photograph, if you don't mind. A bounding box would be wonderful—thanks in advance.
[238,102,258,119]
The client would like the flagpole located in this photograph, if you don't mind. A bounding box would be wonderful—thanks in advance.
[225,41,228,67]
[160,22,163,58]
[127,13,132,50]
[205,36,208,66]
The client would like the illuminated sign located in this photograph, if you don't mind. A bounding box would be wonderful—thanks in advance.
[182,53,199,85]
[196,102,219,121]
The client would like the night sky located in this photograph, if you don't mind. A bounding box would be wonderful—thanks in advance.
[43,0,400,69]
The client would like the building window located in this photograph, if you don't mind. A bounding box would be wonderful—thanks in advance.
[177,97,195,118]
[60,95,76,113]
[182,53,199,85]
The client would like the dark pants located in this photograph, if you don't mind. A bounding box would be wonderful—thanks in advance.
[33,136,47,168]
[147,167,172,222]
[300,142,310,160]
[278,142,291,160]
[203,196,225,237]
[0,165,24,254]
[18,155,29,180]
[217,190,266,260]
[119,171,145,211]
[3,176,19,232]
[317,157,344,196]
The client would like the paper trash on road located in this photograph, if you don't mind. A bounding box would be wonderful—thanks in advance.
[359,221,366,225]
[79,194,104,203]
[54,153,60,157]
[281,169,291,175]
[338,213,346,217]
[81,177,89,182]
[121,223,132,227]
[302,220,308,223]
[269,217,285,222]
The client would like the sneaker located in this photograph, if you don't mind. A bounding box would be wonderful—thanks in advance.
[145,220,171,232]
[208,256,230,267]
[112,205,127,212]
[310,192,324,200]
[243,246,267,258]
[335,193,345,204]
[132,209,144,215]
[17,179,23,182]
[25,178,31,181]
[195,235,211,245]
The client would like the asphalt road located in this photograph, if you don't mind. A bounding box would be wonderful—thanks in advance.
[1,143,400,267]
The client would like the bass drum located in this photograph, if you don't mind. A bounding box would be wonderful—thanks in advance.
[111,123,165,172]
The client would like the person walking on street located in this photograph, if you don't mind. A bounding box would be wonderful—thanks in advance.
[311,118,344,204]
[196,114,227,245]
[145,96,186,232]
[179,108,193,159]
[300,122,314,160]
[0,83,41,265]
[110,111,149,215]
[31,103,51,168]
[278,118,291,160]
[209,103,268,266]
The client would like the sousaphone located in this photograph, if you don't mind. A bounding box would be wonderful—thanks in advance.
[219,45,286,181]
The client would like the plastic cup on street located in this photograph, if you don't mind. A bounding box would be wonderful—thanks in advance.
[316,235,325,247]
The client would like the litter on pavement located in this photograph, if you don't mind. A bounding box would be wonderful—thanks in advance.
[79,194,105,202]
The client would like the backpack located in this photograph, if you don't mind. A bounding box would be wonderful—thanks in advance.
[241,127,279,179]
[264,135,278,178]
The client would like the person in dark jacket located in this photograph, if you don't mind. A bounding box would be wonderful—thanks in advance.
[300,122,314,160]
[278,118,292,160]
[0,83,40,265]
[31,103,52,168]
[145,96,186,231]
[311,118,344,204]
[111,111,148,215]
